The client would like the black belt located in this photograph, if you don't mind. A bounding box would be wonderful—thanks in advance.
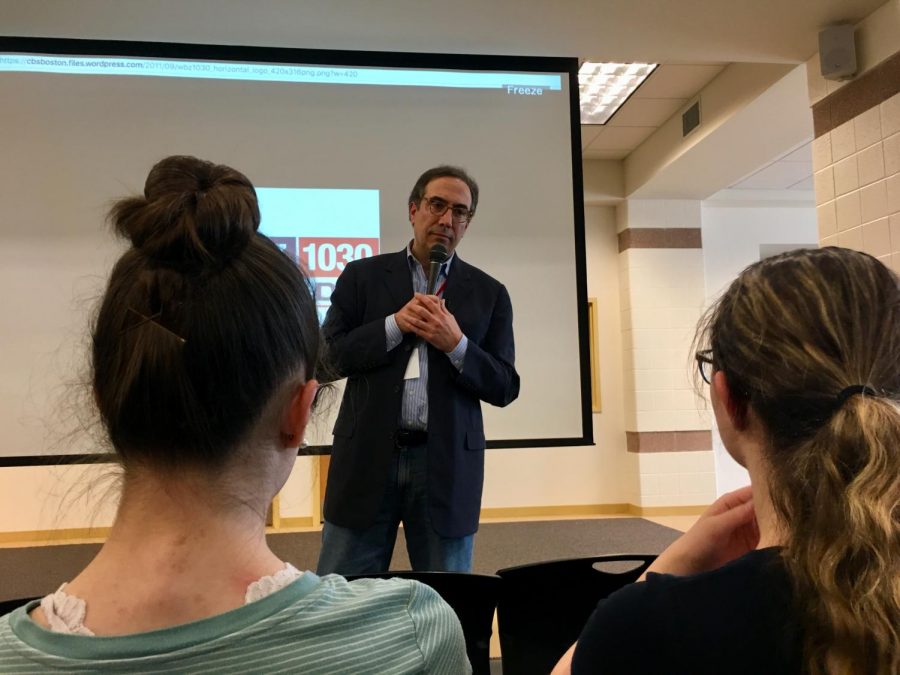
[395,429,428,448]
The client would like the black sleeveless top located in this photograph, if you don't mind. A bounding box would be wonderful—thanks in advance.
[572,548,802,675]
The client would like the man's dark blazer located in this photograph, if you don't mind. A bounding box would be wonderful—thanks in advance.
[322,249,520,538]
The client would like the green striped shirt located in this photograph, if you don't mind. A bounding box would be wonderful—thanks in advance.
[0,573,470,674]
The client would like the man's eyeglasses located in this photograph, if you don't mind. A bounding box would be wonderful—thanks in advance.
[422,196,473,225]
[696,349,715,385]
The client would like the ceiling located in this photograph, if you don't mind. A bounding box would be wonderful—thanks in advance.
[579,63,816,193]
[581,63,726,160]
[729,141,813,191]
[0,1,885,64]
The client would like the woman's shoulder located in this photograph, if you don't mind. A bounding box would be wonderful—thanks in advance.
[571,549,799,675]
[648,546,787,591]
[614,547,791,624]
[316,573,436,604]
[311,575,469,674]
[313,574,462,631]
[0,573,469,674]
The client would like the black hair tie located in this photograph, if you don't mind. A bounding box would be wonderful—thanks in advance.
[835,384,877,407]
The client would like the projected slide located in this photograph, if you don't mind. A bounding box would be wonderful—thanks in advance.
[258,188,381,321]
[0,37,588,461]
[0,54,562,92]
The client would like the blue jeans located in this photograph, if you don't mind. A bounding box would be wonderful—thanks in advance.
[317,444,474,575]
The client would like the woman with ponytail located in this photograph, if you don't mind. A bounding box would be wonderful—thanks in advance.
[0,156,468,674]
[554,247,899,674]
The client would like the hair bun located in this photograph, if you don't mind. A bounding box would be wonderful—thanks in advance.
[110,155,259,270]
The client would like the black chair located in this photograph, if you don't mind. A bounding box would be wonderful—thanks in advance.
[496,554,656,675]
[345,571,501,675]
[0,597,39,617]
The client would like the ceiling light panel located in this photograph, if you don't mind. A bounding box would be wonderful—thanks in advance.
[579,62,657,125]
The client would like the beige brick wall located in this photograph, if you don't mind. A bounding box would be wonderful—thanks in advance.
[617,199,715,508]
[815,92,900,273]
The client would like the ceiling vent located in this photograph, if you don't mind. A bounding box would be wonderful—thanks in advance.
[682,99,701,137]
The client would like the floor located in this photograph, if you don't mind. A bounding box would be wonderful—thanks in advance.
[641,514,700,532]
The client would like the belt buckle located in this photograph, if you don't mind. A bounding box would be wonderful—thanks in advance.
[395,429,424,448]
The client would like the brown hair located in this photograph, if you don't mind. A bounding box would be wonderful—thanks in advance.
[92,155,320,469]
[407,165,479,215]
[697,247,900,674]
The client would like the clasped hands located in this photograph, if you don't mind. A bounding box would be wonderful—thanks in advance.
[395,292,463,353]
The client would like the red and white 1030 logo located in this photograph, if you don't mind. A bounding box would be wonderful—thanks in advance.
[299,237,377,278]
[272,236,379,278]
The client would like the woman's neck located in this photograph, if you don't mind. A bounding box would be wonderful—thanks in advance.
[743,451,786,549]
[108,469,275,562]
[112,466,280,572]
[46,464,286,634]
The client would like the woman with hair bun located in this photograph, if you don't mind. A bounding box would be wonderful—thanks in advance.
[0,156,469,674]
[554,247,899,675]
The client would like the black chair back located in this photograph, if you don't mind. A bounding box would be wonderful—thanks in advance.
[345,571,501,675]
[496,554,656,675]
[0,597,39,617]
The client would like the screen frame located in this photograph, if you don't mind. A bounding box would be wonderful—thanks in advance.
[0,35,593,466]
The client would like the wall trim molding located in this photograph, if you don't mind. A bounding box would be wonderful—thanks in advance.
[812,49,900,138]
[480,504,630,519]
[276,516,316,529]
[480,503,707,519]
[628,504,706,517]
[1,505,709,546]
[626,430,713,453]
[0,519,319,547]
[0,528,111,547]
[617,228,702,251]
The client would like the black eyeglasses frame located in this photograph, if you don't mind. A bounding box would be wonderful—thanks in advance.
[695,349,715,385]
[422,196,473,225]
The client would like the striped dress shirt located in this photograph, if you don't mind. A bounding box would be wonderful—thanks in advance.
[385,246,468,431]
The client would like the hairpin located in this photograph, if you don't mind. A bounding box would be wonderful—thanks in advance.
[123,307,187,344]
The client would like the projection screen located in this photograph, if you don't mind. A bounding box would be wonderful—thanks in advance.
[0,37,591,464]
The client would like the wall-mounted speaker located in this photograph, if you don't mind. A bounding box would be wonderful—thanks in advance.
[819,24,857,81]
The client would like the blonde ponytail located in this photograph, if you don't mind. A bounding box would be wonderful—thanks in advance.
[773,396,900,674]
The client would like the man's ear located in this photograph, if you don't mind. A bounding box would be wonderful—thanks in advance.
[280,379,318,449]
[408,201,417,224]
[712,370,749,430]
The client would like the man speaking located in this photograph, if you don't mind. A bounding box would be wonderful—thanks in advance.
[316,165,520,574]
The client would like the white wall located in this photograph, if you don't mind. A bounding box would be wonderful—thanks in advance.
[483,205,631,508]
[700,196,818,493]
[0,464,118,534]
[0,458,320,534]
